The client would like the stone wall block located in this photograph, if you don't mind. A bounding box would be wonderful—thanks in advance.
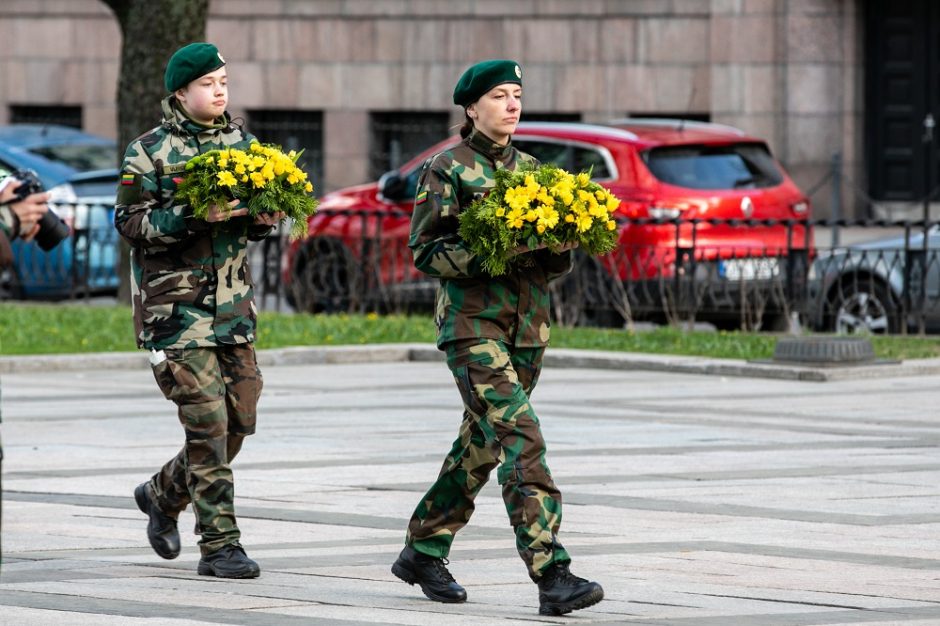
[639,17,709,63]
[787,64,841,114]
[298,63,342,109]
[599,19,636,63]
[610,64,656,112]
[787,113,842,163]
[11,18,73,59]
[504,20,573,63]
[787,14,841,63]
[231,63,266,109]
[710,15,777,63]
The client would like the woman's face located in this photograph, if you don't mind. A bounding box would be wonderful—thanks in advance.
[467,83,522,144]
[175,67,228,125]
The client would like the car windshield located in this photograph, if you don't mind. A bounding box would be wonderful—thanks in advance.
[29,144,117,172]
[643,142,784,190]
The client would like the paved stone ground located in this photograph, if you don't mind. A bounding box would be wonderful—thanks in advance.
[1,354,939,624]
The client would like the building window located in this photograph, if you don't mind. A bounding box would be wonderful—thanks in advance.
[369,111,449,179]
[246,110,324,187]
[521,112,582,123]
[9,105,82,128]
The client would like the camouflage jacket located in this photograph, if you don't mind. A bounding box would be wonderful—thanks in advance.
[409,128,573,348]
[115,96,272,350]
[0,203,16,269]
[0,205,15,239]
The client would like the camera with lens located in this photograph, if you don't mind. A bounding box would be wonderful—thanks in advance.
[10,168,69,251]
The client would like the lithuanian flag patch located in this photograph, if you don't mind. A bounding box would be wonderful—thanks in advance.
[415,190,428,205]
[120,173,136,185]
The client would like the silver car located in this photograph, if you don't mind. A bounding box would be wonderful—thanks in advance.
[807,225,940,334]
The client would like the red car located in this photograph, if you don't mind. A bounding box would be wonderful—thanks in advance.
[284,119,811,328]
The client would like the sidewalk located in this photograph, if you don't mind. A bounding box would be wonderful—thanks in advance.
[1,348,939,624]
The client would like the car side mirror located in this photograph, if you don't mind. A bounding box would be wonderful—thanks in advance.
[378,170,406,201]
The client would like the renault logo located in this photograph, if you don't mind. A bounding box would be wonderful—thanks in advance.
[740,196,754,217]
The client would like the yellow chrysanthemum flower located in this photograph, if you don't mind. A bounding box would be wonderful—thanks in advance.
[506,208,525,229]
[576,213,593,233]
[304,182,313,193]
[495,208,505,217]
[250,172,266,188]
[606,219,617,231]
[216,170,237,187]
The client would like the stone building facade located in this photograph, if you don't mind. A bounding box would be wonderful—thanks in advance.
[0,0,873,217]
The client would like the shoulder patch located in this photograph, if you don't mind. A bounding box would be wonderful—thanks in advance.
[116,173,143,205]
[415,190,428,205]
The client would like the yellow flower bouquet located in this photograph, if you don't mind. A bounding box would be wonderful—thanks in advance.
[175,142,318,239]
[458,164,621,276]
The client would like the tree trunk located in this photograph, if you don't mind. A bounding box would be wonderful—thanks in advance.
[101,0,210,303]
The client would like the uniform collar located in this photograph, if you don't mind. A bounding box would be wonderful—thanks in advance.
[466,128,513,161]
[160,95,230,138]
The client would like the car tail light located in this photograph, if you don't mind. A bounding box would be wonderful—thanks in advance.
[790,199,809,215]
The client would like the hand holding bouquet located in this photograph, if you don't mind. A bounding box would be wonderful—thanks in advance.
[175,142,318,239]
[458,164,621,276]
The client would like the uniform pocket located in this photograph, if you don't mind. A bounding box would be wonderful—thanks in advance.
[446,342,502,419]
[151,349,221,405]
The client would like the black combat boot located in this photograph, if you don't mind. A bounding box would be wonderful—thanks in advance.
[391,545,467,603]
[197,543,261,578]
[134,482,180,560]
[537,562,604,615]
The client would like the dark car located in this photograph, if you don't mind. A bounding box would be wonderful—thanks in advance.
[0,124,120,298]
[284,120,811,328]
[808,226,940,334]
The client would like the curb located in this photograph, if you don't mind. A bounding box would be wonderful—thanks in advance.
[2,343,940,382]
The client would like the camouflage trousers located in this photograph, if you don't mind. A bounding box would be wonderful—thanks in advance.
[406,338,571,580]
[148,344,262,555]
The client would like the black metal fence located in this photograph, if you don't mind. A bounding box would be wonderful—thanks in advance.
[6,203,937,336]
[1,202,120,300]
[263,209,940,335]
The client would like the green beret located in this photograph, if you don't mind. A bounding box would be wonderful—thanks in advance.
[164,42,226,92]
[453,59,523,107]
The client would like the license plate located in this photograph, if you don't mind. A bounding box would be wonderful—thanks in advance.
[720,258,780,281]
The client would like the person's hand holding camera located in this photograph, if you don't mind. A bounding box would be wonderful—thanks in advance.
[0,179,50,242]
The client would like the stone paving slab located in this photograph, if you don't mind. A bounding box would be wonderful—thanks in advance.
[1,354,939,624]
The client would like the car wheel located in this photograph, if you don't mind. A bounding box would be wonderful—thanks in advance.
[829,277,899,335]
[289,237,360,314]
[551,252,623,328]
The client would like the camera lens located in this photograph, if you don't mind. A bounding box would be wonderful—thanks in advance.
[35,211,70,251]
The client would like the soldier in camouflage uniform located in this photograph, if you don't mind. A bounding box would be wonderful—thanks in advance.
[116,43,282,579]
[391,60,604,616]
[0,177,50,561]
